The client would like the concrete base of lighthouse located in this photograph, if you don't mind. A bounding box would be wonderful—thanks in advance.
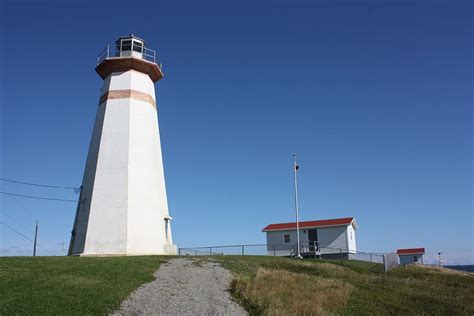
[73,246,177,257]
[69,53,176,256]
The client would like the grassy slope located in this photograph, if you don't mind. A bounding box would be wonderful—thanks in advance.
[213,256,474,315]
[0,256,165,315]
[2,256,473,315]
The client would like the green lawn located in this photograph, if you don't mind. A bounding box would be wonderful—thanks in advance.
[0,256,166,315]
[2,255,473,315]
[212,256,474,315]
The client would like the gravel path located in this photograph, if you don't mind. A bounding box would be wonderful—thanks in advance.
[113,258,247,315]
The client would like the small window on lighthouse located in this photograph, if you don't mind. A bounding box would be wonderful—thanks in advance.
[121,40,132,52]
[133,40,143,53]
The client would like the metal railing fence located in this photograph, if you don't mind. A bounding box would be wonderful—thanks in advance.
[178,242,385,264]
[97,45,162,68]
[179,244,268,256]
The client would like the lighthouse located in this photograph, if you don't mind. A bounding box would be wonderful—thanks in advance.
[69,35,176,255]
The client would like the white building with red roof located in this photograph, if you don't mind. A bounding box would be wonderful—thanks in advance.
[397,248,425,265]
[262,217,358,259]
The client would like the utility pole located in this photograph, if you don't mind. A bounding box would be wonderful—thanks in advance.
[438,252,443,267]
[33,220,38,257]
[293,153,302,259]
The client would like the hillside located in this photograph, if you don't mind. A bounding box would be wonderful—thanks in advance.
[1,256,473,315]
[213,256,474,315]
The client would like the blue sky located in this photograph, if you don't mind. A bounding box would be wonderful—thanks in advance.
[0,0,472,263]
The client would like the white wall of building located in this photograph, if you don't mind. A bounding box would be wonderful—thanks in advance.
[346,224,357,253]
[70,103,109,255]
[399,254,424,265]
[127,95,169,254]
[70,69,175,255]
[265,225,353,256]
[265,229,306,256]
[102,70,155,100]
[317,226,348,254]
[81,97,130,255]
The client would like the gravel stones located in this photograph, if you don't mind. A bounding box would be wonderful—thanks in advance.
[113,258,247,315]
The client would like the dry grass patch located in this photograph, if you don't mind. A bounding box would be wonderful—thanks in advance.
[415,264,474,276]
[232,268,353,315]
[293,261,348,273]
[216,256,474,315]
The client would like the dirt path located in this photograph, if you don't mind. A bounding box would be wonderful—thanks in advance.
[113,258,247,315]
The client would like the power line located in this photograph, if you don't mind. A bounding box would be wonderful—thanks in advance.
[0,177,80,190]
[0,210,55,251]
[0,191,78,203]
[0,220,35,243]
[0,209,32,232]
[0,219,55,255]
[3,195,36,219]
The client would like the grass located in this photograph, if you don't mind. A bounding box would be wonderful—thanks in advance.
[212,256,474,315]
[2,255,473,315]
[0,256,166,315]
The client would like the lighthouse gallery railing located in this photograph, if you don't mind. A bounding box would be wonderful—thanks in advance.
[97,45,162,69]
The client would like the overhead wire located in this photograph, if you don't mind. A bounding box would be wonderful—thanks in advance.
[0,220,35,243]
[0,177,80,190]
[0,209,33,232]
[0,219,56,255]
[0,177,78,255]
[2,195,37,219]
[0,191,78,203]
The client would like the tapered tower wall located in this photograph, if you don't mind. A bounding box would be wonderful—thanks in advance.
[69,37,175,256]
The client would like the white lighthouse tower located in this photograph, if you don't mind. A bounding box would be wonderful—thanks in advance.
[69,35,176,256]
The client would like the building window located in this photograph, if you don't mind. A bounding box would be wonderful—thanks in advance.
[284,234,291,243]
[414,255,418,262]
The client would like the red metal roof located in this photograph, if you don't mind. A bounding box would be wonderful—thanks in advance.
[262,217,354,232]
[397,248,425,255]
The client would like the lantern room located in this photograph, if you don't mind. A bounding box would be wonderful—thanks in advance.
[116,35,147,59]
[95,34,163,82]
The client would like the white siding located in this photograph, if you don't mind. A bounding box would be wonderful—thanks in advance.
[266,229,307,256]
[265,225,353,256]
[318,226,348,254]
[399,254,424,265]
[346,224,357,253]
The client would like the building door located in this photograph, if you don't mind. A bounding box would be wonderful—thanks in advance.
[308,229,318,252]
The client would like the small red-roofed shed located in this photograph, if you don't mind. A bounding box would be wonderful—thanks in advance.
[397,248,425,265]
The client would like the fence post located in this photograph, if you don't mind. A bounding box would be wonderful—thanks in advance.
[273,245,276,256]
[340,248,343,264]
[241,245,244,256]
[195,250,197,256]
[178,248,181,256]
[209,247,212,256]
[370,253,373,262]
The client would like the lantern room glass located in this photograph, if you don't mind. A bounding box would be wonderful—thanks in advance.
[118,37,145,58]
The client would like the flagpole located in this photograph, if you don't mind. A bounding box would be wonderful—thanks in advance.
[293,153,302,258]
